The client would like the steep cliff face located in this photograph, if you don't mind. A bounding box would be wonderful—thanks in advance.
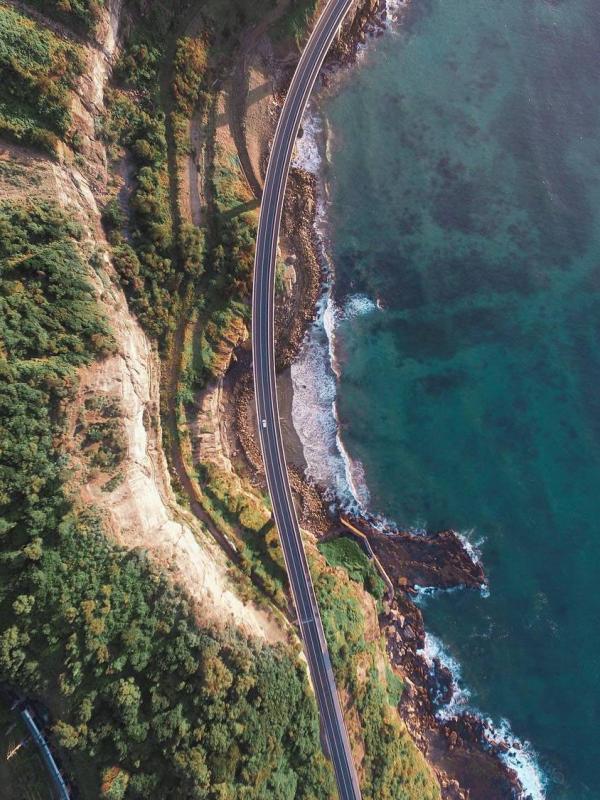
[0,1,464,797]
[70,222,283,642]
[0,0,284,642]
[75,25,285,641]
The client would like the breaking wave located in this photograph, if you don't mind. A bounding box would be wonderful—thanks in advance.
[289,17,546,800]
[292,106,375,510]
[419,633,547,799]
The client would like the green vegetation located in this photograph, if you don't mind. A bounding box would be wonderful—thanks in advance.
[356,668,438,800]
[385,665,405,707]
[197,462,288,608]
[0,200,334,798]
[271,0,318,44]
[0,201,115,549]
[315,567,367,680]
[186,149,256,386]
[0,3,84,152]
[9,511,334,799]
[319,536,386,601]
[23,0,104,33]
[0,159,42,188]
[172,37,209,118]
[83,417,126,471]
[101,78,175,338]
[170,36,209,278]
[100,0,272,348]
[101,472,124,493]
[313,556,440,800]
[102,26,211,342]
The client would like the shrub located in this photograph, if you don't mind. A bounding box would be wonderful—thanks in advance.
[0,5,84,151]
[0,200,334,798]
[24,0,104,33]
[172,37,209,117]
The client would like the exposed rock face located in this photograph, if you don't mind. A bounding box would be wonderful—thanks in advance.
[60,178,282,644]
[348,516,486,591]
[330,0,382,63]
[380,593,523,800]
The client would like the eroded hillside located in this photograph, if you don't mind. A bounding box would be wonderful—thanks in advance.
[0,0,443,797]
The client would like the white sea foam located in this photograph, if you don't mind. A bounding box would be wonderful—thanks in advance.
[293,108,323,174]
[292,102,377,511]
[456,527,484,567]
[289,16,544,800]
[290,268,375,509]
[385,0,411,24]
[341,293,378,319]
[484,719,548,800]
[455,528,490,597]
[418,632,472,719]
[412,585,461,604]
[418,633,547,799]
[290,293,356,504]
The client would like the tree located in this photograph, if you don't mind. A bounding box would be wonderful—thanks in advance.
[100,767,130,800]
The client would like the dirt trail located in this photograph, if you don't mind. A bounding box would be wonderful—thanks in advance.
[226,0,295,195]
[188,108,208,226]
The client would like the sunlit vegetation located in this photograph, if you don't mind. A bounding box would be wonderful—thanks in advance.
[312,557,440,800]
[196,462,288,608]
[10,512,335,799]
[102,28,211,341]
[0,201,114,551]
[172,37,209,118]
[0,3,84,153]
[101,52,175,338]
[319,536,386,601]
[0,201,335,798]
[170,36,209,275]
[182,149,256,386]
[23,0,104,33]
[78,396,126,474]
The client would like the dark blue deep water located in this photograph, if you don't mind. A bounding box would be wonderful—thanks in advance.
[320,1,600,796]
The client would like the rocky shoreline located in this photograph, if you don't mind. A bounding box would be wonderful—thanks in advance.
[349,516,522,799]
[230,2,530,797]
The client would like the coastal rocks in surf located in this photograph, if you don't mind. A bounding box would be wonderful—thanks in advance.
[338,517,521,798]
[327,0,383,64]
[276,168,322,371]
[382,595,523,800]
[343,514,486,591]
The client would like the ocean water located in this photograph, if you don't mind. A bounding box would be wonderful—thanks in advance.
[295,0,600,797]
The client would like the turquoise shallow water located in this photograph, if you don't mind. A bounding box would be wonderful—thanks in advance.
[320,0,600,796]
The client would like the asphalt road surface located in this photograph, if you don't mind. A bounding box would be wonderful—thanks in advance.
[251,1,362,798]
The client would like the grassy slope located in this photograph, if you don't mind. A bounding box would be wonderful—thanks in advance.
[312,547,441,800]
[319,536,387,602]
[22,0,104,33]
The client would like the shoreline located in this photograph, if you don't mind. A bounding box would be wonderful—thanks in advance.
[277,367,308,471]
[222,1,546,796]
[273,6,547,799]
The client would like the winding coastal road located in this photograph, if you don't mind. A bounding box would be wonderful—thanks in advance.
[251,1,362,799]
